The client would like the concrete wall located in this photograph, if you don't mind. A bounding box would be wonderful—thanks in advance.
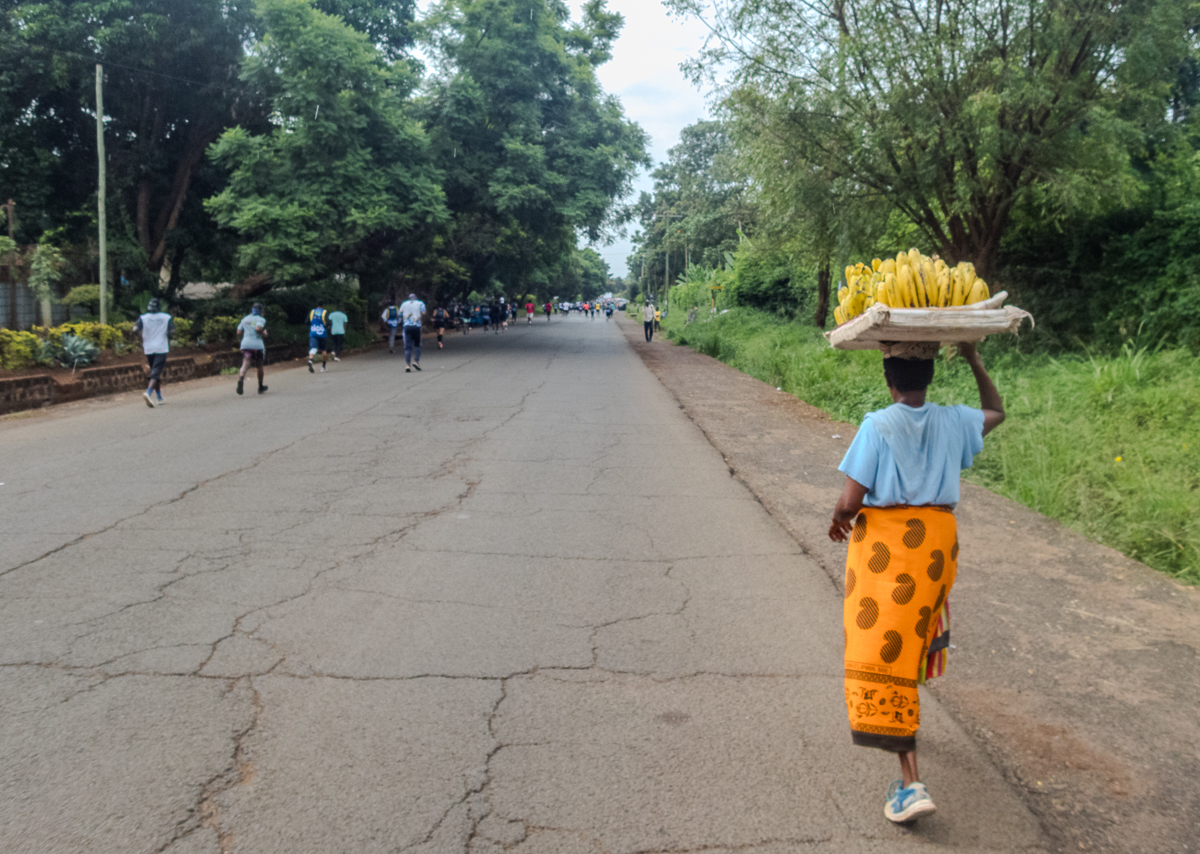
[0,282,87,329]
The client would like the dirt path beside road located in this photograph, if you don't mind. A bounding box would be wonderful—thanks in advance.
[622,317,1200,854]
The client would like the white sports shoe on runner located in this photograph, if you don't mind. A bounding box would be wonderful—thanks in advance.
[142,390,155,408]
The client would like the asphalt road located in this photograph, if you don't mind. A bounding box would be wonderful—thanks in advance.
[1,315,1045,853]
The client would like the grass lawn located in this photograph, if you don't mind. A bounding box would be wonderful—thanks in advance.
[663,307,1200,584]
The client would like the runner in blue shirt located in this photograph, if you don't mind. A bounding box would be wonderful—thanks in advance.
[307,302,331,373]
[381,299,401,353]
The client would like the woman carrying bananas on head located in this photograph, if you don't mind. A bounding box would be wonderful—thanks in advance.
[827,342,1005,824]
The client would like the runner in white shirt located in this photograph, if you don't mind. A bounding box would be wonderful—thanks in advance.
[400,292,426,372]
[642,300,656,342]
[132,298,175,407]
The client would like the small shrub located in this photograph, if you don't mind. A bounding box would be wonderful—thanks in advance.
[58,321,122,349]
[60,284,112,316]
[0,329,43,370]
[202,316,241,343]
[170,318,194,347]
[53,333,100,368]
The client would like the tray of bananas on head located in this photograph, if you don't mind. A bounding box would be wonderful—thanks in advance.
[825,249,1033,358]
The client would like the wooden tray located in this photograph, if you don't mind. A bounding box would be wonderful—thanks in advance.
[825,291,1033,352]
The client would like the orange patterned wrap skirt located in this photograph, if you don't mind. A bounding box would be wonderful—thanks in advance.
[843,506,957,752]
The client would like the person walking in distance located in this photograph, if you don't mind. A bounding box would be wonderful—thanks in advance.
[400,292,425,372]
[544,301,552,322]
[382,299,401,353]
[235,303,269,396]
[642,299,656,342]
[307,302,331,373]
[828,344,1004,824]
[654,306,662,333]
[526,299,535,325]
[432,305,450,349]
[133,297,174,407]
[605,302,614,321]
[328,306,348,361]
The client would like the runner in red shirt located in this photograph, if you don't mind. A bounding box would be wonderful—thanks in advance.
[525,301,535,324]
[543,301,552,321]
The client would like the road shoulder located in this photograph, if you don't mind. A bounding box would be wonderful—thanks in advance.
[620,316,1200,854]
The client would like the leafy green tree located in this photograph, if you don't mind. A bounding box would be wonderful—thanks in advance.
[627,120,754,298]
[312,0,417,59]
[205,0,446,296]
[420,0,648,302]
[672,0,1195,277]
[0,0,260,291]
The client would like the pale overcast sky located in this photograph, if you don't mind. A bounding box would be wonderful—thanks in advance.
[581,1,714,277]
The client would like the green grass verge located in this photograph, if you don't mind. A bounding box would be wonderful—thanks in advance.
[664,307,1200,584]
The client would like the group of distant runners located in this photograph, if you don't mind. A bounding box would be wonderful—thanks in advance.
[132,290,581,407]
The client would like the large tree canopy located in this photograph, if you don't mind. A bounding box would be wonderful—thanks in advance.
[0,0,646,309]
[671,0,1195,276]
[420,0,648,299]
[205,0,445,294]
[0,0,259,288]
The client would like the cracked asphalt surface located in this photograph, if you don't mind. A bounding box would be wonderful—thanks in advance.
[2,316,1046,853]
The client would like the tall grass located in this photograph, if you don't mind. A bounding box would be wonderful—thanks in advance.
[665,308,1200,584]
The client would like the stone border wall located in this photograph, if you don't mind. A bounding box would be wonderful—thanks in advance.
[0,343,308,415]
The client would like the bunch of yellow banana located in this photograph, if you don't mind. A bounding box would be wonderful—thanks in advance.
[832,248,991,325]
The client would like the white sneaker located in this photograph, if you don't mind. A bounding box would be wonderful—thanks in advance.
[884,781,936,823]
[143,390,156,408]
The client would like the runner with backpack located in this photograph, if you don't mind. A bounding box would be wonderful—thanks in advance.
[307,303,331,373]
[381,299,401,354]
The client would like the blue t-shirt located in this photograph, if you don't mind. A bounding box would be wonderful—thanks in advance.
[838,402,985,509]
[328,311,348,335]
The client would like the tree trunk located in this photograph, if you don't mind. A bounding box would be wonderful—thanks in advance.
[814,259,831,328]
[137,179,152,255]
[232,272,273,300]
[148,124,220,271]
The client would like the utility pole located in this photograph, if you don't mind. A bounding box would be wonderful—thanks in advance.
[664,241,669,304]
[4,199,15,330]
[95,64,108,325]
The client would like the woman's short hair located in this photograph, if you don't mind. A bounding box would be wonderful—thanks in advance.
[883,357,935,392]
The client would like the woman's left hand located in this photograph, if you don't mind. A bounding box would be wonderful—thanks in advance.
[829,517,853,542]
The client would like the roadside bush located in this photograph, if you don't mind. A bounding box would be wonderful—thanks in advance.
[202,315,241,343]
[0,329,43,370]
[664,306,1200,584]
[170,318,194,347]
[60,284,112,316]
[32,322,125,350]
[50,333,100,368]
[59,321,122,349]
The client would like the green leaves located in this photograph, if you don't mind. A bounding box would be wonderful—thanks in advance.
[205,0,445,288]
[420,0,647,298]
[680,0,1195,277]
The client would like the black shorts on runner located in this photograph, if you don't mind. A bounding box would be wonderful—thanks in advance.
[331,334,345,354]
[146,352,168,381]
[241,348,265,365]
